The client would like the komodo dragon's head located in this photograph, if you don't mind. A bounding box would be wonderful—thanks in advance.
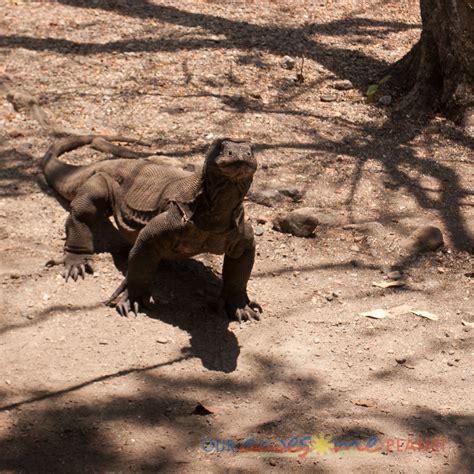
[204,138,257,182]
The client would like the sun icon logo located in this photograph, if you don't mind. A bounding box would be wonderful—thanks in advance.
[311,433,334,455]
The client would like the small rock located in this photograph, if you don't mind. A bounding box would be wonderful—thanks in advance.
[248,189,282,207]
[156,337,168,344]
[269,459,277,466]
[325,293,334,302]
[320,94,337,102]
[273,208,320,238]
[8,129,24,138]
[281,56,295,70]
[447,361,454,367]
[350,244,360,252]
[278,187,305,202]
[333,79,354,90]
[448,350,455,355]
[402,225,444,254]
[314,337,320,344]
[387,270,403,280]
[395,357,407,364]
[379,95,392,106]
[254,226,265,236]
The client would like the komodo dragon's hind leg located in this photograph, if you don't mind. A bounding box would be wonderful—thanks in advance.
[61,173,112,281]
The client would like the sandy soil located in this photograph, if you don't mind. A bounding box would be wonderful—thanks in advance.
[0,1,473,472]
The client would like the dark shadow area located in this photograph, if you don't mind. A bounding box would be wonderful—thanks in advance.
[0,148,38,197]
[143,258,241,374]
[0,353,324,471]
[0,302,104,337]
[0,345,472,471]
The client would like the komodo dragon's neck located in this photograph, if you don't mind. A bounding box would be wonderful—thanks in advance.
[191,169,252,232]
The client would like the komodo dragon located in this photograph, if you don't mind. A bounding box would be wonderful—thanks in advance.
[43,136,262,322]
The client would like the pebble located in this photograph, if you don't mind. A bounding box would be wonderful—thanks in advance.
[281,56,295,70]
[379,95,392,105]
[333,79,354,90]
[350,244,360,252]
[395,357,407,364]
[402,225,444,254]
[248,188,282,207]
[387,270,403,280]
[320,95,337,102]
[254,226,265,236]
[273,208,319,238]
[278,187,305,202]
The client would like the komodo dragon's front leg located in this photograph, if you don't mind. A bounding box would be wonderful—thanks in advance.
[221,222,262,322]
[59,173,112,281]
[107,208,186,317]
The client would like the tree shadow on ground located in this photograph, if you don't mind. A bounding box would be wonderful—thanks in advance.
[0,350,472,471]
[2,1,419,90]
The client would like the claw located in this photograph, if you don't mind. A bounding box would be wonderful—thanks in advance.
[45,257,64,268]
[79,264,86,279]
[249,301,263,314]
[133,301,139,317]
[106,279,127,305]
[71,267,79,281]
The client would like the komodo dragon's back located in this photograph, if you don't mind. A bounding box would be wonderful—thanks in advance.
[42,135,191,204]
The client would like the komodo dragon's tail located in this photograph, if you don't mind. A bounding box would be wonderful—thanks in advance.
[42,135,151,200]
[42,135,98,200]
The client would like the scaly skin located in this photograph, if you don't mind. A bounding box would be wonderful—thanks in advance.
[42,136,262,322]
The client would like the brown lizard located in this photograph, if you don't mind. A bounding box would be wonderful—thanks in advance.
[42,136,262,322]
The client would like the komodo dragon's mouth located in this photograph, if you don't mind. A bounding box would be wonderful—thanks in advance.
[218,161,257,180]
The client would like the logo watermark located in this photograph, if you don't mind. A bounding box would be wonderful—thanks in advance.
[201,434,447,458]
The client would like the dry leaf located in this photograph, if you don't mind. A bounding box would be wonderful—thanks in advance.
[372,280,405,288]
[351,399,377,408]
[411,310,439,321]
[359,309,388,319]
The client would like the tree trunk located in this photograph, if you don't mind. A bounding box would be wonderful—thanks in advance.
[392,0,474,129]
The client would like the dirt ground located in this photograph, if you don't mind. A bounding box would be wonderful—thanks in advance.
[1,1,473,472]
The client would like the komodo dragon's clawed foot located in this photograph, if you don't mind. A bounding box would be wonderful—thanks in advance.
[63,253,93,282]
[224,295,262,323]
[46,252,93,282]
[106,280,153,317]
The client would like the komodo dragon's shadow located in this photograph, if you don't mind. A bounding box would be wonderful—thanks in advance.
[95,225,240,374]
[148,259,241,374]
